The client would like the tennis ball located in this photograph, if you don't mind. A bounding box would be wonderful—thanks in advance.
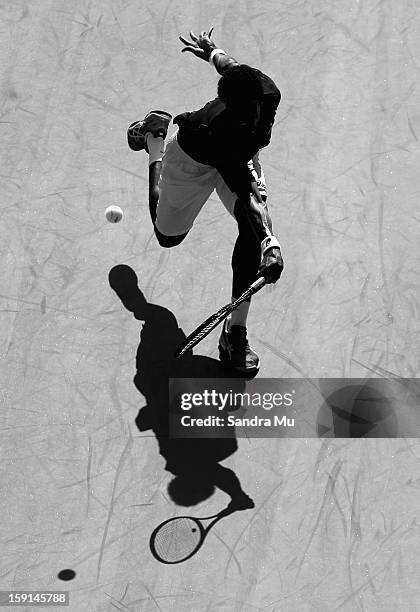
[105,205,123,223]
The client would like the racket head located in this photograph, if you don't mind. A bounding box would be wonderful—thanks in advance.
[149,516,205,564]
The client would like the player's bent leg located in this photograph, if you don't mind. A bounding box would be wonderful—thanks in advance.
[153,134,215,245]
[129,116,209,251]
[147,140,189,245]
[127,110,171,225]
[148,162,188,247]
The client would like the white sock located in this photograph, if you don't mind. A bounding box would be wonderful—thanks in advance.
[146,133,165,165]
[228,300,251,329]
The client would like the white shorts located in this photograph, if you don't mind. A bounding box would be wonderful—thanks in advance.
[155,132,262,237]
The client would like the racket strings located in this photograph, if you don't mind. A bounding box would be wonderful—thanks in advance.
[152,518,202,562]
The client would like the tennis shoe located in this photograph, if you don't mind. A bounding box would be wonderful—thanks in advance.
[127,110,172,152]
[218,320,260,374]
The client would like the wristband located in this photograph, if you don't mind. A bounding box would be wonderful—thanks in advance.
[261,235,281,258]
[209,48,226,66]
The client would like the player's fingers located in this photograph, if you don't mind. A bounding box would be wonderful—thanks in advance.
[262,270,276,284]
[179,35,192,46]
[189,30,198,41]
[208,26,214,37]
[181,47,205,56]
[181,39,196,49]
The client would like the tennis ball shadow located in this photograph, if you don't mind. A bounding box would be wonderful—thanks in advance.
[316,382,398,438]
[109,264,254,510]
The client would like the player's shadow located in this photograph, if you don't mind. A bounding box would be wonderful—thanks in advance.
[108,265,254,511]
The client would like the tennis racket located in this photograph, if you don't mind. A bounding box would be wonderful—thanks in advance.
[174,276,266,358]
[149,507,234,564]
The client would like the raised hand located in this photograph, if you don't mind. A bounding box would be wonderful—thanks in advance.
[179,27,216,61]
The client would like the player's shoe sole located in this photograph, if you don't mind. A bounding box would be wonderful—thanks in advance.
[127,110,172,152]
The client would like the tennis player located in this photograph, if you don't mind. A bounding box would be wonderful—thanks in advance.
[127,27,283,374]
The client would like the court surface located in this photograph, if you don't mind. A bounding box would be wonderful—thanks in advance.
[1,1,419,610]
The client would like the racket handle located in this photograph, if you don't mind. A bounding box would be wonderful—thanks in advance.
[238,276,266,302]
[249,276,266,294]
[229,276,266,309]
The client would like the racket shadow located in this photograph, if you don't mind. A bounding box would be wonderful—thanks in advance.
[108,264,254,510]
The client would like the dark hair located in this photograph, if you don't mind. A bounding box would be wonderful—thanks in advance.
[218,64,264,106]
